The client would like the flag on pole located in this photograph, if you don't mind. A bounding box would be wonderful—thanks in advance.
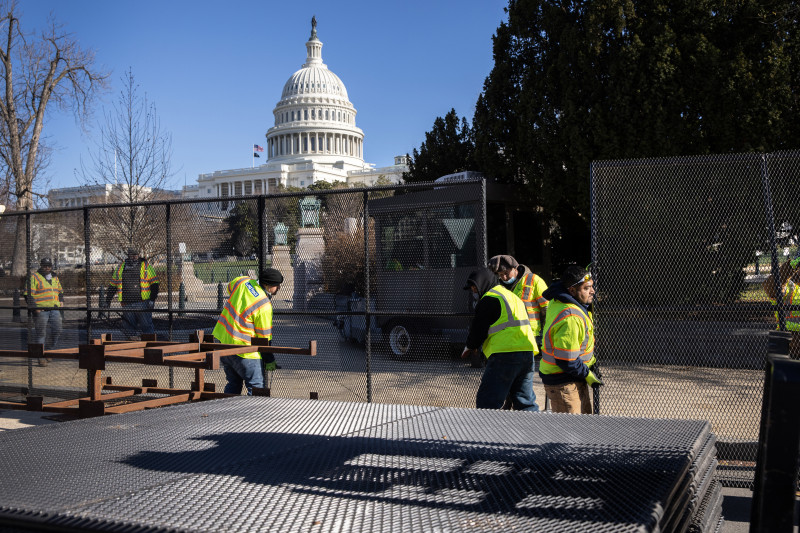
[254,153,260,158]
[254,144,264,152]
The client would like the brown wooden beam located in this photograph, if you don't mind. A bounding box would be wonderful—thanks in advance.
[104,392,203,414]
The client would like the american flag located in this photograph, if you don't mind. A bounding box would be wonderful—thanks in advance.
[254,144,264,152]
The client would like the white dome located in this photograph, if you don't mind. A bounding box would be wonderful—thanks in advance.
[265,20,365,167]
[282,66,348,100]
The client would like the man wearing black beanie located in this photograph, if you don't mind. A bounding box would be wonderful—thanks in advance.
[213,268,284,395]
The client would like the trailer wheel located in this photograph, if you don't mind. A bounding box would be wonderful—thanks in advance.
[387,321,417,358]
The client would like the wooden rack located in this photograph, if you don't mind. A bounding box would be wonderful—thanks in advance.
[0,331,316,417]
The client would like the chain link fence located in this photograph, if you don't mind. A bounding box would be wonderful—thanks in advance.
[2,154,794,488]
[0,179,488,409]
[591,150,800,486]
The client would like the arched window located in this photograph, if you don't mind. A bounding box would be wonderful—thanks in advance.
[304,109,308,120]
[312,109,315,119]
[325,110,329,120]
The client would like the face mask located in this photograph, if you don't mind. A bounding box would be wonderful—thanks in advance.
[45,273,52,281]
[503,277,516,285]
[471,292,479,308]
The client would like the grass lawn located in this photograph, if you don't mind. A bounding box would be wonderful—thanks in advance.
[191,260,259,283]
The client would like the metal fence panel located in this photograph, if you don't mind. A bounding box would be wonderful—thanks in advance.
[0,180,488,409]
[591,151,800,486]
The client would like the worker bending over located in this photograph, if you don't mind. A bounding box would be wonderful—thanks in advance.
[214,268,283,395]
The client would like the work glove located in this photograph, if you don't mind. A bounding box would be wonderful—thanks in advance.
[790,257,800,269]
[263,361,277,372]
[586,370,604,386]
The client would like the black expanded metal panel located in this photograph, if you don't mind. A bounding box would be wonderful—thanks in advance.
[0,398,719,532]
[590,152,800,486]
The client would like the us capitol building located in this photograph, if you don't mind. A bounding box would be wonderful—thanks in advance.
[50,18,408,209]
[182,18,407,201]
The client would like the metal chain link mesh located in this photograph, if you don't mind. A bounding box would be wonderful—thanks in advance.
[591,150,800,486]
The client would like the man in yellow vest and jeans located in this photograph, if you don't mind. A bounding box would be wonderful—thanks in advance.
[214,268,283,395]
[105,249,159,338]
[25,257,63,365]
[762,257,800,358]
[488,254,549,364]
[461,268,540,411]
[540,264,602,414]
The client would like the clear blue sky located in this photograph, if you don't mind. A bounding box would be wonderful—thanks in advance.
[20,1,509,192]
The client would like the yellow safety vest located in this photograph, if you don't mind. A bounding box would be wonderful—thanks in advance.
[771,281,800,332]
[25,272,62,308]
[109,261,158,301]
[540,300,595,375]
[481,285,538,358]
[213,276,273,359]
[513,272,549,337]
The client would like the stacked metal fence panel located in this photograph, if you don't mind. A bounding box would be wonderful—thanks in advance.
[591,150,800,487]
[0,397,723,532]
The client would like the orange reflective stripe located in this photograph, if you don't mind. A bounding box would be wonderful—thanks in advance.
[229,277,249,295]
[222,300,255,334]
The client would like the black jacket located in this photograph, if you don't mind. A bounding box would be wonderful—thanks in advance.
[465,269,502,350]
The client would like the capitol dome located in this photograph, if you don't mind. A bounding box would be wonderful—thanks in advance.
[266,19,365,167]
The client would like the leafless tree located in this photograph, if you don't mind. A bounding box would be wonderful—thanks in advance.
[79,68,177,260]
[0,2,108,275]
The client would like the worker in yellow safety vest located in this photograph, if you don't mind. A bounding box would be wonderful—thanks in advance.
[24,257,63,365]
[539,264,602,414]
[488,254,549,357]
[460,267,540,411]
[105,249,159,338]
[762,257,800,358]
[213,268,284,395]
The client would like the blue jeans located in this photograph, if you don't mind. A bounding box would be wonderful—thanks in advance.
[34,309,62,348]
[221,355,264,395]
[476,351,539,411]
[121,300,155,337]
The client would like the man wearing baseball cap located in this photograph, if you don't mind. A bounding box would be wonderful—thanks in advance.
[539,264,602,414]
[213,268,284,395]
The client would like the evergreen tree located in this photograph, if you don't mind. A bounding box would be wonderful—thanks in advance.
[473,0,800,269]
[403,109,475,183]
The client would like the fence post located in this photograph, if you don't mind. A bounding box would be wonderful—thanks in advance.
[165,203,174,388]
[12,288,22,323]
[98,286,106,319]
[363,189,372,403]
[217,282,224,311]
[258,195,265,277]
[178,282,186,317]
[83,207,92,343]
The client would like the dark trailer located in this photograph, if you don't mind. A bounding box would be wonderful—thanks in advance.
[345,175,546,358]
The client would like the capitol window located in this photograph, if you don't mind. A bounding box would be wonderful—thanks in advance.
[304,110,308,120]
[312,109,315,119]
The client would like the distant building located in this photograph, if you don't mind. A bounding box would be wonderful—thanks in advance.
[183,19,408,202]
[49,20,409,210]
[47,183,179,209]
